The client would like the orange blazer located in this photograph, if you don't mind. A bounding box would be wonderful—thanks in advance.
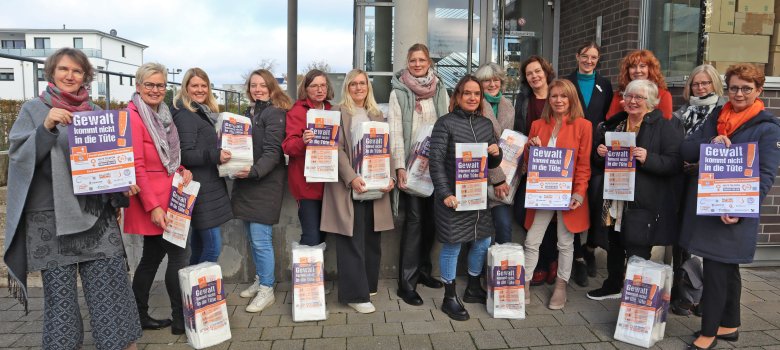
[523,117,593,233]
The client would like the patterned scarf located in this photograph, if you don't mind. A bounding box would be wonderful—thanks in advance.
[400,69,438,113]
[717,99,765,137]
[681,93,719,135]
[39,82,98,112]
[131,92,181,175]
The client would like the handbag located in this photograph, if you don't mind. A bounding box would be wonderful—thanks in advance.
[620,207,658,247]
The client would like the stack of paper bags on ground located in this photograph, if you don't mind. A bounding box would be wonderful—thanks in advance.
[351,121,391,200]
[455,143,488,211]
[403,124,435,197]
[291,242,328,322]
[304,110,341,182]
[162,173,200,248]
[179,262,231,349]
[216,112,253,177]
[614,256,673,348]
[486,243,526,319]
[488,129,528,205]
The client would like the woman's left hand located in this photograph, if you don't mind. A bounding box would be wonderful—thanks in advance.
[444,195,458,209]
[494,183,510,199]
[569,197,581,210]
[123,184,140,197]
[487,144,500,157]
[181,169,193,186]
[712,135,732,147]
[721,214,740,225]
[527,136,542,147]
[632,147,648,164]
[234,166,251,179]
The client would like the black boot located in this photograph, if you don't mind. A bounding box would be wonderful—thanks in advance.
[463,274,487,304]
[571,260,589,287]
[418,273,444,289]
[583,247,597,277]
[139,312,172,330]
[441,281,469,321]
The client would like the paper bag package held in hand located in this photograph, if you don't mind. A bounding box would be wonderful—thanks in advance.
[162,173,201,248]
[488,130,527,205]
[403,124,435,197]
[614,256,673,348]
[179,262,231,349]
[455,143,488,211]
[486,243,526,319]
[351,121,391,200]
[216,112,253,177]
[291,242,327,321]
[304,110,341,182]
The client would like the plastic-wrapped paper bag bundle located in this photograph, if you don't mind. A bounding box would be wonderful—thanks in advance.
[486,243,526,319]
[488,130,527,205]
[614,256,673,348]
[291,242,328,322]
[179,262,231,349]
[455,143,488,211]
[403,124,434,197]
[216,112,253,177]
[351,121,391,200]
[162,173,200,248]
[304,110,341,182]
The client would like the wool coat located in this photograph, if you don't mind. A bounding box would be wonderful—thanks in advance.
[480,96,513,205]
[320,105,394,236]
[282,99,332,201]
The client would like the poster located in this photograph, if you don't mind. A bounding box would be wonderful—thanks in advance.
[455,143,488,211]
[216,112,253,177]
[696,142,760,217]
[351,121,391,200]
[304,109,341,182]
[488,129,528,205]
[163,173,201,248]
[68,109,135,194]
[524,146,574,210]
[291,242,327,322]
[603,132,636,201]
[179,262,232,349]
[403,124,435,197]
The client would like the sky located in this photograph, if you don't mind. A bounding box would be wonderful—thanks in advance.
[0,0,354,86]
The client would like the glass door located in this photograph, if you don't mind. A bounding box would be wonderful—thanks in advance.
[355,1,394,103]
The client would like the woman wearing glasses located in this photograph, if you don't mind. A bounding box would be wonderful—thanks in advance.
[125,62,193,335]
[607,50,673,119]
[586,79,684,301]
[680,64,780,350]
[282,69,334,246]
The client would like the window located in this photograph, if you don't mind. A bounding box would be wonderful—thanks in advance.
[37,68,45,81]
[121,45,125,57]
[0,68,14,81]
[73,37,83,49]
[1,40,25,49]
[642,0,701,77]
[34,37,51,49]
[120,76,124,85]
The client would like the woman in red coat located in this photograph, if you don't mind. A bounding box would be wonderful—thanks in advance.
[124,62,192,335]
[281,69,333,246]
[523,79,592,310]
[606,50,673,119]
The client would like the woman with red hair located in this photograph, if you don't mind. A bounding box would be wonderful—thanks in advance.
[606,50,673,119]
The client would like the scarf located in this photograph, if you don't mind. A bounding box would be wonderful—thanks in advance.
[400,69,437,113]
[681,93,720,135]
[717,99,765,137]
[39,82,98,112]
[131,92,181,175]
[484,92,502,117]
[196,102,219,125]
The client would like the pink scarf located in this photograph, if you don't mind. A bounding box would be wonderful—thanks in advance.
[400,69,438,113]
[39,82,96,112]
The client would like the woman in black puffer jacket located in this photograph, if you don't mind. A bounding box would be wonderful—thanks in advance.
[429,75,506,321]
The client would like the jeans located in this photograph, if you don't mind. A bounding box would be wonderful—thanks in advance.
[245,221,275,287]
[439,236,492,283]
[492,204,513,244]
[190,226,222,264]
[298,199,325,246]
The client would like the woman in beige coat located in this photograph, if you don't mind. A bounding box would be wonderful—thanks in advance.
[321,69,395,314]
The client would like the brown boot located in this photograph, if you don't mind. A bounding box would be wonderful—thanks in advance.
[548,277,567,310]
[524,285,531,305]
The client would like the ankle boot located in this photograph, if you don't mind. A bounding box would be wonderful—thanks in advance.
[548,277,568,310]
[441,280,469,321]
[463,274,487,304]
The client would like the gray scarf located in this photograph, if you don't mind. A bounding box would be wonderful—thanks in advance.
[681,93,719,135]
[197,102,219,125]
[131,92,181,175]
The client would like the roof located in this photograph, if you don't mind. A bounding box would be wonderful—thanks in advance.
[0,28,148,48]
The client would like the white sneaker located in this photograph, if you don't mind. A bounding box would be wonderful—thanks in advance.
[348,302,376,314]
[240,278,262,298]
[246,285,275,313]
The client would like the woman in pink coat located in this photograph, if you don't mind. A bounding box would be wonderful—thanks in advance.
[124,62,192,335]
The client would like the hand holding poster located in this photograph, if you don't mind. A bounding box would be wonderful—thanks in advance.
[604,132,636,201]
[351,121,391,200]
[488,129,528,205]
[304,110,341,182]
[216,112,253,177]
[403,124,435,197]
[68,110,135,194]
[696,142,760,217]
[163,173,201,248]
[524,146,574,210]
[455,143,488,211]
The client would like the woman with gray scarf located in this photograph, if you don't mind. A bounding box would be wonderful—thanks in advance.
[124,62,193,335]
[5,48,142,349]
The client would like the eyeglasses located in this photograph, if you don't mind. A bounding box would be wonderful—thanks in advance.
[578,54,599,61]
[348,81,367,88]
[727,86,754,95]
[142,82,167,91]
[307,84,327,91]
[622,93,648,102]
[692,81,712,88]
[56,66,85,78]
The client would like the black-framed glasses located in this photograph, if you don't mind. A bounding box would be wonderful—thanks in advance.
[142,82,167,91]
[728,86,754,95]
[692,81,712,88]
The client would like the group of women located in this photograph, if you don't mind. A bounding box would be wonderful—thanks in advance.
[4,42,779,350]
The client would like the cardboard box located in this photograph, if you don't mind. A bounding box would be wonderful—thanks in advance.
[720,0,737,33]
[737,0,774,12]
[707,33,770,62]
[707,61,767,74]
[772,23,780,46]
[768,52,780,75]
[734,12,775,34]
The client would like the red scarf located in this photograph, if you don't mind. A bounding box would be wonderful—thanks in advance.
[717,99,764,136]
[39,82,96,112]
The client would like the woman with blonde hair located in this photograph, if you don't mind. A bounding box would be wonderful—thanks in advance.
[321,69,395,314]
[234,69,291,313]
[172,67,233,264]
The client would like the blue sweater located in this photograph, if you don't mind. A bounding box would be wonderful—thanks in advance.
[577,72,595,108]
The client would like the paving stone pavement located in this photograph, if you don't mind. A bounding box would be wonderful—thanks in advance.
[2,267,780,349]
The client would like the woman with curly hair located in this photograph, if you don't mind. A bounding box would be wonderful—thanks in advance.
[606,50,673,119]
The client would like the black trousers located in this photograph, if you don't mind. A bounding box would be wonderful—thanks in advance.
[298,199,325,246]
[334,200,381,304]
[132,235,188,325]
[398,193,436,292]
[700,259,741,336]
[602,227,652,291]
